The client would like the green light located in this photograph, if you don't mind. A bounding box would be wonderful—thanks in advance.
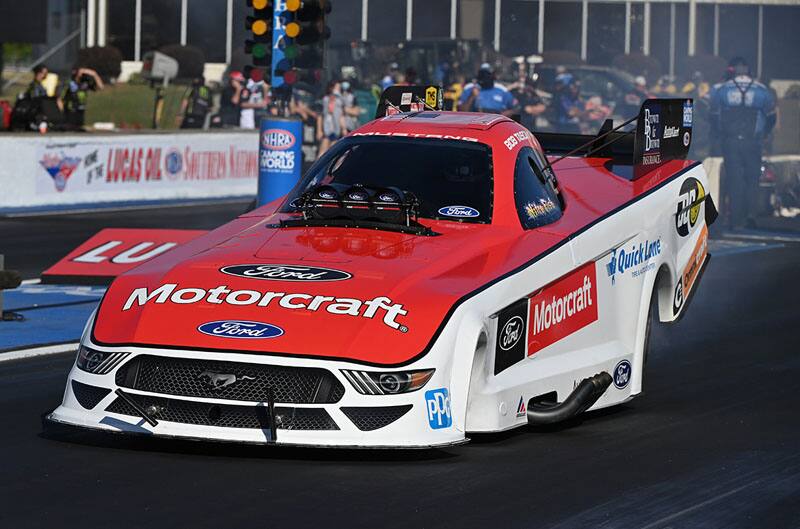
[253,43,268,59]
[284,44,298,60]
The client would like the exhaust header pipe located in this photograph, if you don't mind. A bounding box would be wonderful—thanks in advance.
[527,372,612,425]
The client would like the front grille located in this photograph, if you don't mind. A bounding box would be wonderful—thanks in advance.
[341,405,413,431]
[115,355,345,404]
[71,380,111,409]
[106,395,339,430]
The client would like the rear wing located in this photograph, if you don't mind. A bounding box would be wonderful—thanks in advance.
[536,98,694,180]
[374,85,444,118]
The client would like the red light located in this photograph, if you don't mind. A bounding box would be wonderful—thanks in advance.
[283,70,297,84]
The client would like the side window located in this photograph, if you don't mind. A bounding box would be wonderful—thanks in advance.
[514,147,563,229]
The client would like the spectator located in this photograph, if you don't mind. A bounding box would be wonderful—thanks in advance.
[341,80,362,132]
[25,64,50,100]
[211,71,245,128]
[553,73,583,133]
[710,57,777,230]
[239,73,268,129]
[509,74,546,131]
[458,64,519,116]
[380,63,399,91]
[178,76,211,129]
[62,67,104,130]
[621,75,650,117]
[317,80,347,156]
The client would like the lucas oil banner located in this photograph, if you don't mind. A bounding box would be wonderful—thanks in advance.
[258,117,303,206]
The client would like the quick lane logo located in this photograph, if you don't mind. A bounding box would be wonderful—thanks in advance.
[221,264,352,282]
[425,388,452,429]
[676,177,705,237]
[606,239,662,285]
[528,262,598,356]
[197,320,284,339]
[122,284,408,332]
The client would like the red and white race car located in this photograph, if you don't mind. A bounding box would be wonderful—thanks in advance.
[48,91,714,448]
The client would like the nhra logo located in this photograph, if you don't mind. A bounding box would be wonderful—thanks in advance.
[676,177,705,237]
[40,152,82,192]
[197,320,284,339]
[221,264,352,282]
[261,129,296,150]
[438,205,480,218]
[425,388,452,429]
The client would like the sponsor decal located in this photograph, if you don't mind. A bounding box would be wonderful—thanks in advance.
[499,316,524,351]
[197,320,284,339]
[319,190,337,199]
[220,264,352,282]
[516,396,527,418]
[663,125,680,139]
[351,131,479,142]
[438,205,480,218]
[613,360,632,389]
[425,86,438,108]
[425,388,452,429]
[674,224,709,315]
[683,131,691,147]
[261,129,297,151]
[528,262,598,356]
[400,92,413,106]
[164,149,183,179]
[494,298,528,374]
[378,192,397,202]
[676,177,705,237]
[641,106,662,166]
[683,100,693,128]
[523,198,557,221]
[40,152,82,192]
[503,130,530,150]
[121,284,408,332]
[606,239,662,285]
[197,371,256,390]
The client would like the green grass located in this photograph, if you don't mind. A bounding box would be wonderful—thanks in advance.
[85,83,188,130]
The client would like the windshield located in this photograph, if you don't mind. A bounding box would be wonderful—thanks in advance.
[282,137,493,223]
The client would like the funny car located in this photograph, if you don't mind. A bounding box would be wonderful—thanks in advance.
[47,92,715,448]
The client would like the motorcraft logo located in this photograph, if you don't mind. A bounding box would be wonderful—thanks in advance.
[676,177,705,237]
[122,283,408,332]
[221,264,352,282]
[499,316,524,351]
[197,320,284,339]
[528,262,598,356]
[663,125,680,139]
[606,239,662,285]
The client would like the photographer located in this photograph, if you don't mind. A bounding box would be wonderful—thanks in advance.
[178,76,211,129]
[62,67,104,130]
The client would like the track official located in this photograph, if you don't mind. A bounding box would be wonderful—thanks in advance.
[709,57,776,229]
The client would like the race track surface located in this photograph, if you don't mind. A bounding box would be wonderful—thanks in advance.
[1,205,799,528]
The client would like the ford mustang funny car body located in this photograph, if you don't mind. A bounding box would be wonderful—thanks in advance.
[48,93,715,448]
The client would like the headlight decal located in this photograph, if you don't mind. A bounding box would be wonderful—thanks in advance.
[341,369,434,395]
[76,346,130,375]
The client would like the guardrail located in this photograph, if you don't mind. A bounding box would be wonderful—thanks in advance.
[0,130,259,214]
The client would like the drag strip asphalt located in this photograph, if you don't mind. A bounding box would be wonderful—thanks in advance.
[1,205,799,528]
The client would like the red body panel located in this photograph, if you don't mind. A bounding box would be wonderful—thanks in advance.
[92,113,696,365]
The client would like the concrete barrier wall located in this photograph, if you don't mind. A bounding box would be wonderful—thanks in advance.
[0,131,259,213]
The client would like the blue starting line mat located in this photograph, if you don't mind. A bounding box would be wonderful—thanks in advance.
[0,284,105,352]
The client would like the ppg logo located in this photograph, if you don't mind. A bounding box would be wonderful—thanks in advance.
[424,388,452,429]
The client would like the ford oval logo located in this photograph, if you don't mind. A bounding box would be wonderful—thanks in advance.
[261,129,296,150]
[198,320,284,339]
[438,205,480,218]
[499,316,524,351]
[221,264,352,282]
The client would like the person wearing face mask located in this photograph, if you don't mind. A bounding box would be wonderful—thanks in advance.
[458,63,519,117]
[340,80,362,133]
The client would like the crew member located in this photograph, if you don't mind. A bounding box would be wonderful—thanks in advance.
[178,76,212,129]
[458,64,519,117]
[709,57,777,229]
[553,73,583,134]
[25,64,50,99]
[62,67,104,130]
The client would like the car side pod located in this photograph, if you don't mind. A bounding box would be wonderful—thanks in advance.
[527,372,613,425]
